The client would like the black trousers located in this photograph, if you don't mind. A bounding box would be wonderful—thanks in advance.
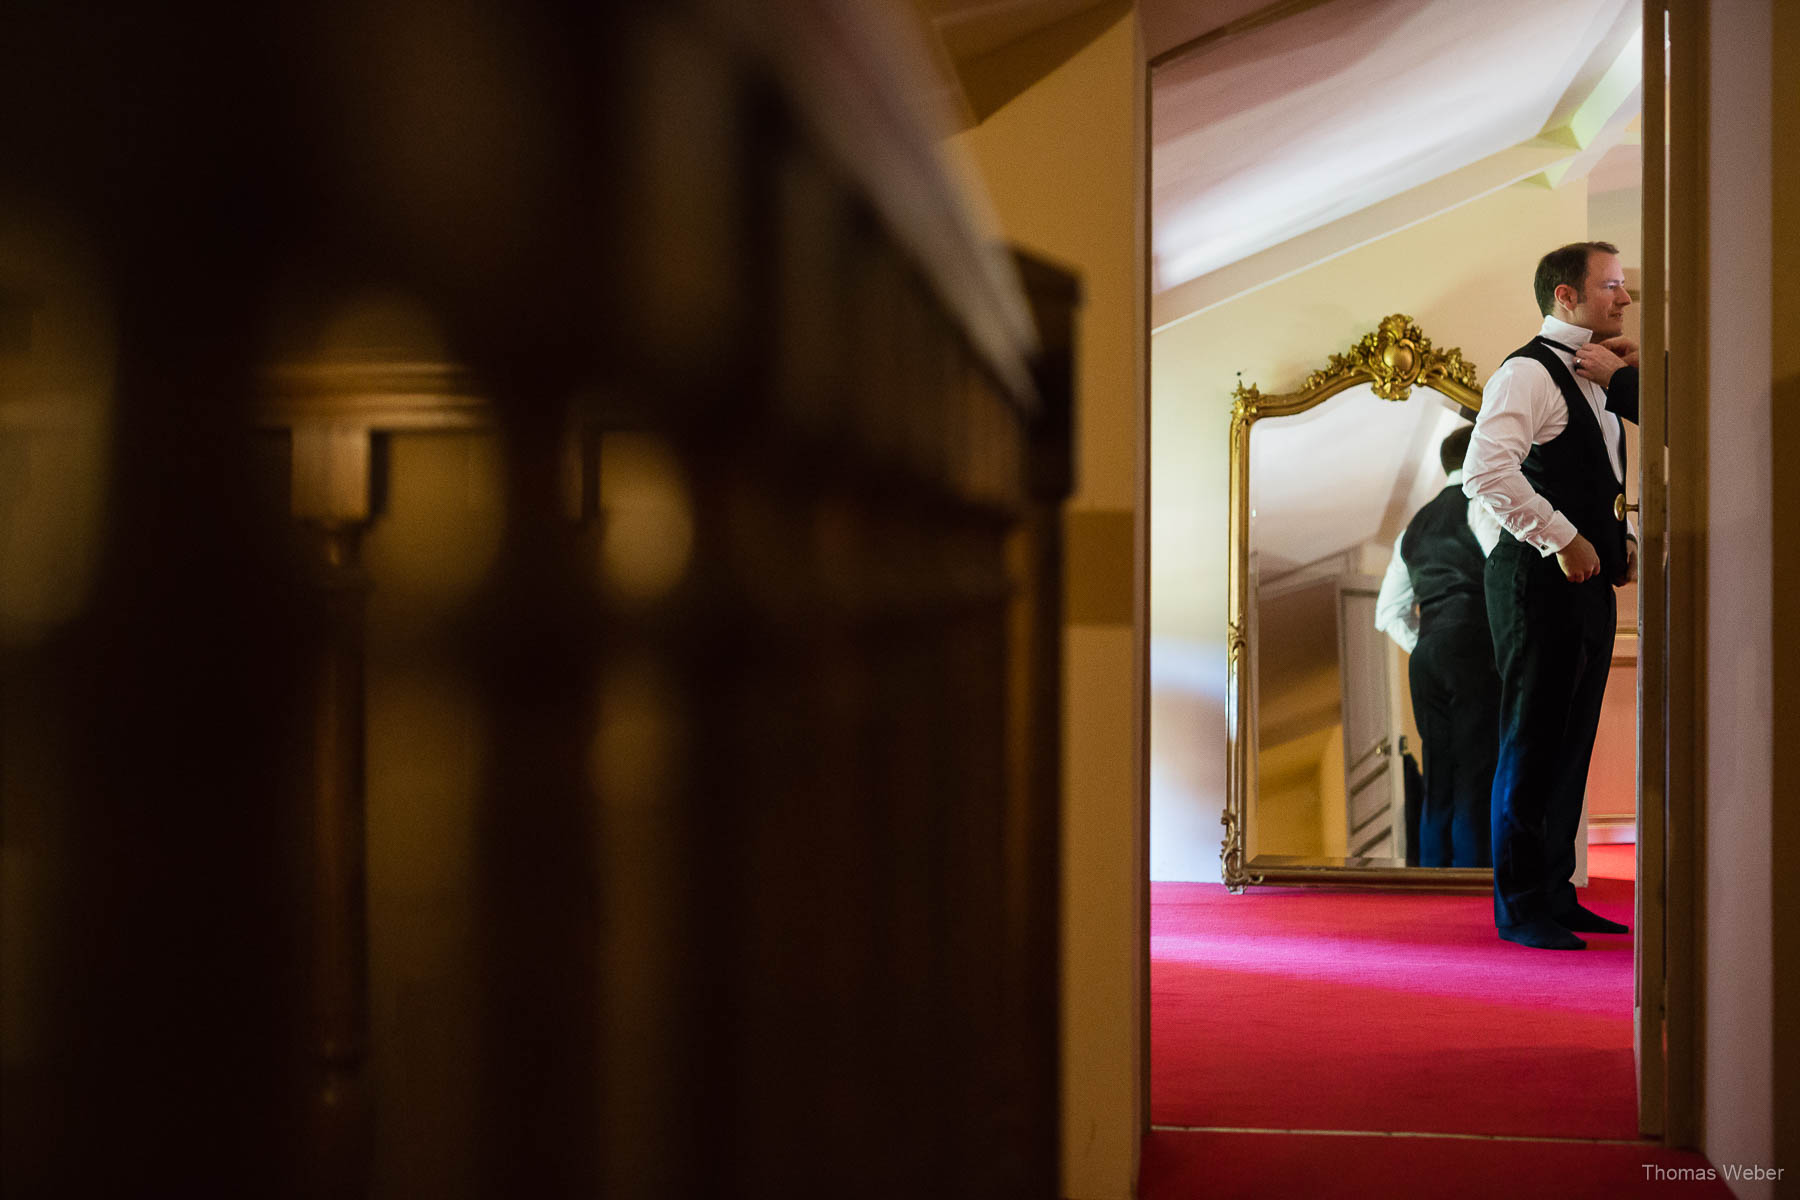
[1407,620,1498,867]
[1484,537,1616,928]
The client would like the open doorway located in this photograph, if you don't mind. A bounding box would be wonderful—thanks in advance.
[1139,0,1697,1188]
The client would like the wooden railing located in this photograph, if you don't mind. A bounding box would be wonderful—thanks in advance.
[0,3,1074,1196]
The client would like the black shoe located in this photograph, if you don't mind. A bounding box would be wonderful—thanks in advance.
[1555,903,1629,935]
[1498,919,1586,950]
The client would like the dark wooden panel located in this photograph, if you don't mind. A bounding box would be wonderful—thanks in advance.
[0,3,1074,1197]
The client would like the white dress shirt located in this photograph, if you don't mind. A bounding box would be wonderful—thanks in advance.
[1461,315,1625,557]
[1373,469,1501,653]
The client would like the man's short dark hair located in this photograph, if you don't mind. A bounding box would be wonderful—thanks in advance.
[1534,241,1619,316]
[1440,423,1474,474]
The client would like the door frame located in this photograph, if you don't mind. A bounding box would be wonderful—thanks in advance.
[1640,0,1706,1147]
[1133,0,1707,1150]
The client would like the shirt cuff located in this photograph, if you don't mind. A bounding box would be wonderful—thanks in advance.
[1532,512,1579,557]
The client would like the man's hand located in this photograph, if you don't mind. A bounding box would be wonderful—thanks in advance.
[1615,538,1639,586]
[1573,342,1630,388]
[1556,534,1602,582]
[1599,336,1640,366]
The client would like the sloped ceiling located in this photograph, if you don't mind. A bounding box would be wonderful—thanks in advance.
[1250,384,1468,578]
[1149,0,1641,576]
[1151,0,1638,297]
[907,0,1644,579]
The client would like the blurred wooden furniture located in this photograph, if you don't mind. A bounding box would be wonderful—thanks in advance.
[0,3,1073,1196]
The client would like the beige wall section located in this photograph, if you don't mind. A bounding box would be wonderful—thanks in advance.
[1065,509,1138,625]
[1585,661,1637,823]
[1703,0,1786,1192]
[1588,186,1642,269]
[950,32,1140,518]
[1150,179,1587,881]
[1703,0,1776,1182]
[1059,624,1141,1194]
[949,11,1146,1198]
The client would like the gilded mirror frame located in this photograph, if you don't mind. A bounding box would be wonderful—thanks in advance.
[1224,314,1486,891]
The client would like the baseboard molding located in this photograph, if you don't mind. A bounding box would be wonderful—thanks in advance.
[1588,816,1637,845]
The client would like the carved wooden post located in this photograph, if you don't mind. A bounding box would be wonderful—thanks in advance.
[290,423,375,1196]
[1008,250,1078,1193]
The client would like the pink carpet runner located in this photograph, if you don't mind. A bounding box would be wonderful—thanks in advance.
[1144,845,1730,1196]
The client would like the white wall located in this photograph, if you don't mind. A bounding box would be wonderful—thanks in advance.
[1703,2,1776,1194]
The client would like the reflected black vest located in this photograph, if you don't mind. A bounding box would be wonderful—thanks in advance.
[1501,337,1630,583]
[1400,485,1488,634]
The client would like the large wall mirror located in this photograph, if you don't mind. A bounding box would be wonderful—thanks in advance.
[1223,315,1487,890]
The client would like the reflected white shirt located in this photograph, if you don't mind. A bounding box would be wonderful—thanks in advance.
[1373,470,1500,654]
[1461,315,1625,556]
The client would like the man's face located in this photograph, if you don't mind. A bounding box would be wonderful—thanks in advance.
[1563,251,1631,337]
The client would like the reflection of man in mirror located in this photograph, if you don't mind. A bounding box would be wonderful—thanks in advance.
[1464,240,1639,951]
[1374,425,1501,868]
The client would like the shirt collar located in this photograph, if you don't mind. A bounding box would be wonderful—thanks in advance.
[1539,315,1594,349]
[1445,468,1465,487]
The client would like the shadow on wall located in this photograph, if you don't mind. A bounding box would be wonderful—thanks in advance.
[1151,636,1229,882]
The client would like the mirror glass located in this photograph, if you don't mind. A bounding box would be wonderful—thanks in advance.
[1246,382,1479,867]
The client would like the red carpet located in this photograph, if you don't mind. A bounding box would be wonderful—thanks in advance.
[1151,870,1639,1138]
[1140,1130,1732,1199]
[1587,842,1636,881]
[1143,844,1720,1196]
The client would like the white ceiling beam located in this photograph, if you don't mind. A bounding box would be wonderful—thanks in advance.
[1151,139,1575,333]
[1538,0,1640,132]
[1536,86,1640,189]
[1536,28,1644,189]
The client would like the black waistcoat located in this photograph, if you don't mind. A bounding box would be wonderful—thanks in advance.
[1501,338,1629,583]
[1400,484,1488,633]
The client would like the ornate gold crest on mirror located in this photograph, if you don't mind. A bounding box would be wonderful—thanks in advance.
[1224,315,1489,891]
